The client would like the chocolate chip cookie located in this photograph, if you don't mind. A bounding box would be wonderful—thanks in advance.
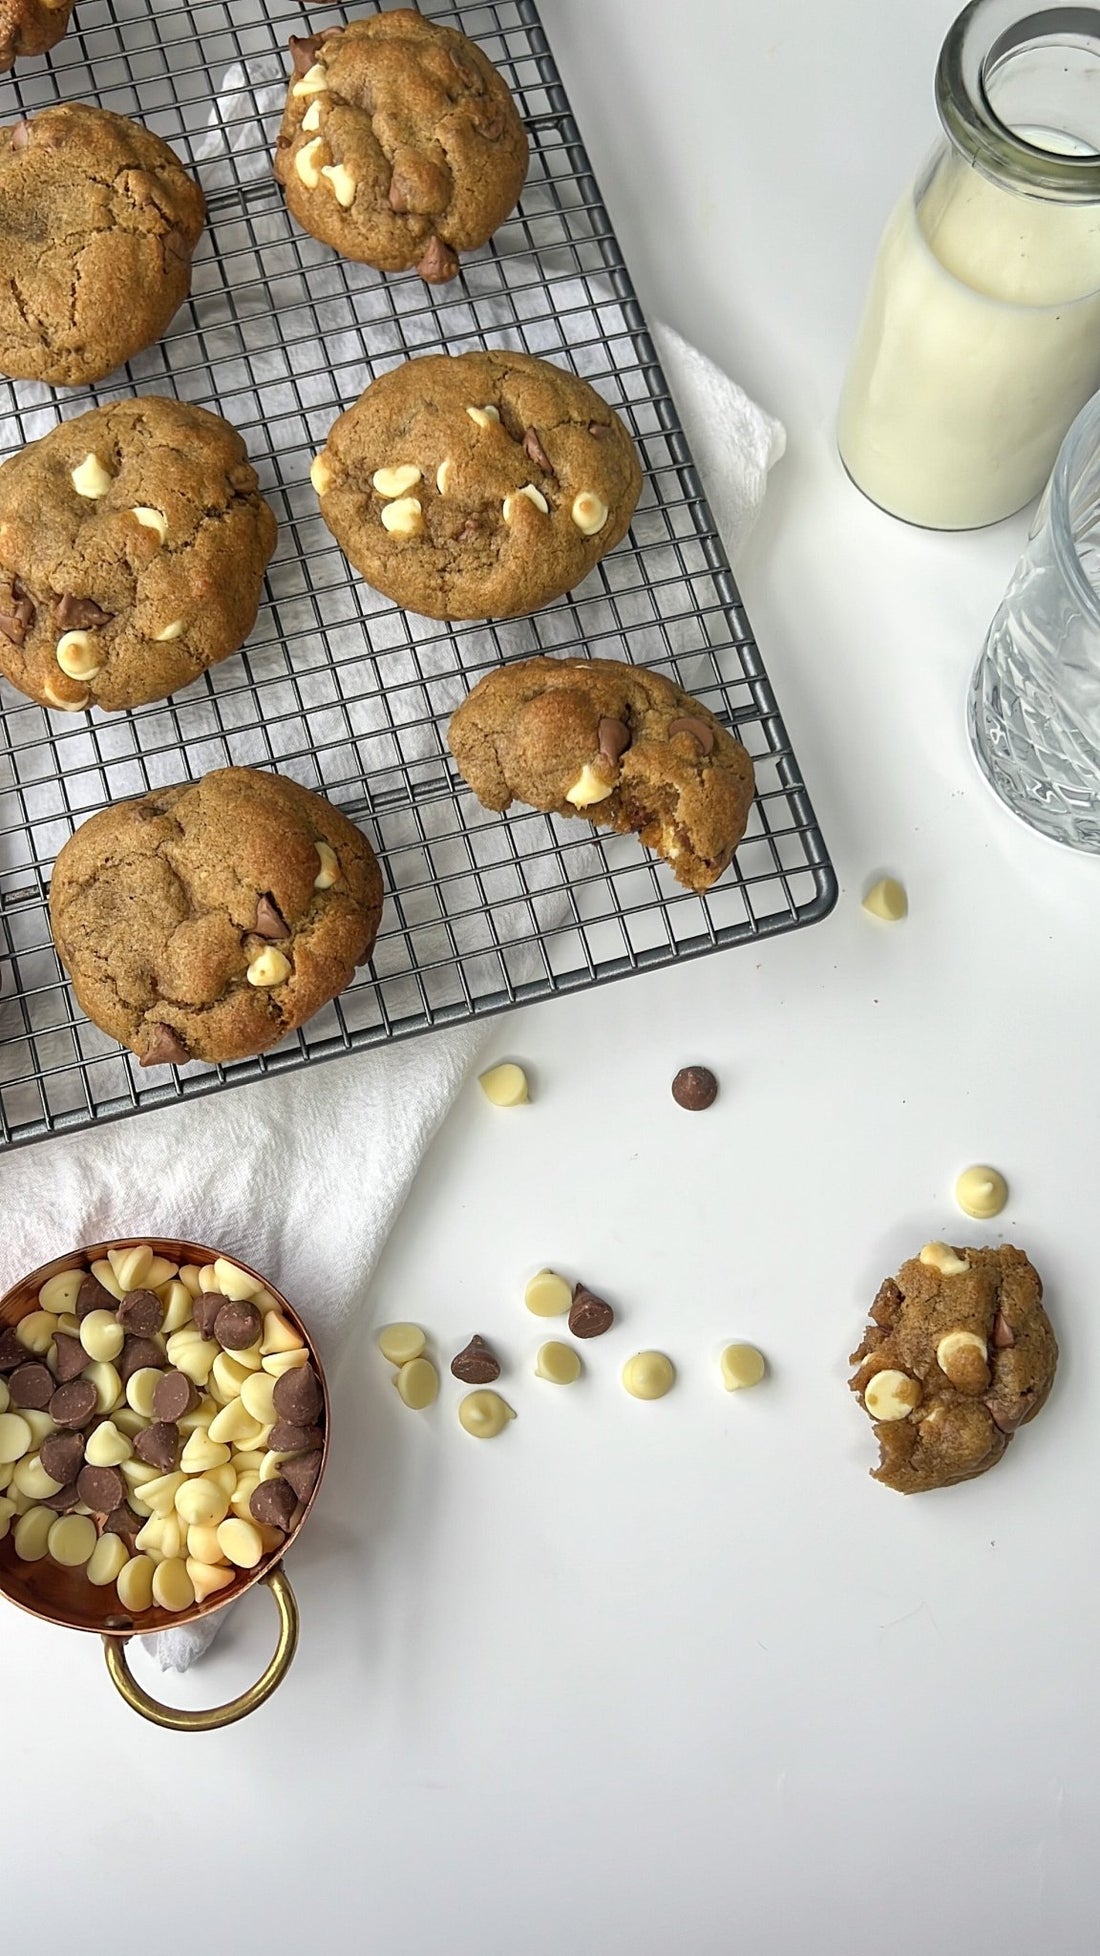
[0,0,73,69]
[274,10,527,282]
[0,106,205,386]
[849,1242,1058,1494]
[0,398,277,714]
[448,656,754,893]
[49,768,383,1068]
[312,351,642,620]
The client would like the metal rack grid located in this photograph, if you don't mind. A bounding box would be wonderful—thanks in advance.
[0,0,835,1149]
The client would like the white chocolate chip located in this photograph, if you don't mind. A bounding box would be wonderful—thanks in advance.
[125,1368,164,1419]
[80,1308,124,1363]
[131,506,168,543]
[262,1348,310,1378]
[310,453,333,496]
[458,1389,515,1437]
[571,490,609,536]
[261,1309,306,1356]
[466,404,501,429]
[70,452,113,498]
[436,458,454,495]
[187,1557,235,1603]
[38,1270,83,1315]
[313,840,339,889]
[207,1399,265,1447]
[380,495,424,537]
[292,61,329,96]
[240,1371,278,1426]
[320,162,357,208]
[246,946,292,987]
[110,1245,153,1289]
[13,1455,61,1501]
[16,1311,57,1355]
[300,100,323,134]
[862,876,908,922]
[377,1323,426,1366]
[213,1257,261,1302]
[720,1343,766,1390]
[919,1242,971,1276]
[87,1534,129,1587]
[179,1429,231,1475]
[154,619,185,642]
[372,464,422,499]
[535,1341,581,1384]
[41,676,90,712]
[565,763,612,808]
[294,135,326,188]
[621,1351,675,1400]
[55,631,102,681]
[84,1420,131,1467]
[85,1361,123,1415]
[0,1495,14,1541]
[935,1329,989,1387]
[863,1368,922,1421]
[116,1555,155,1612]
[14,1506,54,1561]
[502,483,550,523]
[954,1165,1008,1220]
[175,1475,231,1528]
[478,1061,529,1107]
[48,1513,97,1568]
[216,1516,264,1569]
[524,1269,572,1318]
[138,1471,186,1518]
[393,1357,439,1410]
[152,1558,195,1612]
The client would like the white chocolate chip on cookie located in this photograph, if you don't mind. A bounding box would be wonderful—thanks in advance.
[503,483,549,521]
[919,1242,971,1276]
[70,452,113,498]
[466,405,500,429]
[313,840,338,889]
[310,453,333,496]
[565,763,612,808]
[131,506,168,542]
[863,1368,921,1421]
[436,458,453,495]
[935,1329,989,1392]
[292,62,329,97]
[571,490,609,535]
[41,676,90,712]
[55,632,102,681]
[300,100,323,134]
[372,464,422,499]
[380,496,423,537]
[154,619,185,642]
[294,136,326,188]
[321,162,357,208]
[246,947,291,988]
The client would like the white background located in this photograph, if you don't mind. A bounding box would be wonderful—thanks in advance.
[6,1,1100,1950]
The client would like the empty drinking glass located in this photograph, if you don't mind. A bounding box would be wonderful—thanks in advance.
[968,386,1100,847]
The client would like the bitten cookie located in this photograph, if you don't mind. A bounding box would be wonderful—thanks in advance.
[0,399,277,713]
[0,0,73,69]
[274,9,527,281]
[448,656,754,893]
[49,768,383,1068]
[0,106,205,386]
[312,350,642,620]
[849,1241,1058,1494]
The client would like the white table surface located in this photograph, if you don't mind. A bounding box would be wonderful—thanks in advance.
[7,2,1100,1950]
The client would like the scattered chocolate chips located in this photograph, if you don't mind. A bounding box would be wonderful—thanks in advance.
[139,1023,189,1068]
[671,1065,718,1111]
[268,1419,323,1455]
[118,1288,163,1336]
[213,1298,262,1352]
[55,593,113,631]
[191,1291,225,1340]
[76,1273,115,1320]
[0,1327,24,1371]
[253,895,290,941]
[523,427,554,475]
[77,1464,125,1514]
[152,1370,197,1422]
[598,716,631,766]
[43,1483,81,1513]
[280,1450,322,1503]
[118,1335,163,1384]
[450,1335,501,1385]
[7,1361,56,1410]
[271,1364,323,1427]
[40,1431,86,1485]
[248,1478,297,1531]
[417,235,459,283]
[49,1379,98,1429]
[568,1288,614,1339]
[668,715,716,755]
[134,1422,181,1471]
[993,1311,1016,1349]
[103,1503,144,1550]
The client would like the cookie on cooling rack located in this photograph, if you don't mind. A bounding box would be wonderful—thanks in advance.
[849,1242,1058,1494]
[310,350,642,620]
[49,768,383,1069]
[273,9,527,281]
[0,398,277,713]
[0,105,204,386]
[448,657,755,893]
[0,0,74,69]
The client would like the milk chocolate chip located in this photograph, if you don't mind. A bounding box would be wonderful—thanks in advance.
[0,583,34,646]
[103,1502,143,1549]
[77,1464,125,1514]
[119,1335,163,1384]
[77,1273,116,1320]
[49,1333,88,1383]
[140,1023,190,1068]
[43,1483,81,1513]
[671,1066,718,1111]
[192,1292,225,1340]
[134,1422,181,1470]
[55,593,113,631]
[280,1450,322,1503]
[248,1478,297,1530]
[993,1311,1016,1350]
[668,716,715,755]
[417,235,459,283]
[268,1420,322,1455]
[523,427,554,475]
[0,1328,24,1371]
[270,1364,322,1426]
[118,1288,163,1336]
[568,1288,615,1339]
[450,1335,501,1385]
[253,895,290,941]
[152,1370,198,1422]
[598,717,631,766]
[213,1298,262,1351]
[49,1380,98,1428]
[8,1362,55,1410]
[40,1431,85,1484]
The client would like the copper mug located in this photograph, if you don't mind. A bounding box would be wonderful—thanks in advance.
[0,1239,329,1732]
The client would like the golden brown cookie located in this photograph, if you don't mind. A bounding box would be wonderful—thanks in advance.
[0,0,73,68]
[312,350,642,619]
[448,656,754,893]
[0,399,277,713]
[49,768,383,1068]
[849,1242,1058,1494]
[274,10,527,281]
[0,106,205,386]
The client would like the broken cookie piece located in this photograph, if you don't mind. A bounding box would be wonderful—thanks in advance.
[448,656,754,893]
[849,1243,1057,1493]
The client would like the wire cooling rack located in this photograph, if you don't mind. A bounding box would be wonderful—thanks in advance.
[0,0,835,1149]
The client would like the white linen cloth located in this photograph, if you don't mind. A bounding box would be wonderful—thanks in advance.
[0,323,783,1672]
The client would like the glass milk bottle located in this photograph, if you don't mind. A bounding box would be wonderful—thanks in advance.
[838,1,1100,530]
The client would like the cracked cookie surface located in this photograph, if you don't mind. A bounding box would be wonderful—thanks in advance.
[448,656,754,892]
[274,10,527,281]
[313,350,642,619]
[0,104,205,386]
[849,1243,1058,1494]
[49,767,384,1068]
[0,0,74,69]
[0,397,277,713]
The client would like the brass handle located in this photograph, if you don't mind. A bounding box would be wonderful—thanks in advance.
[102,1567,300,1731]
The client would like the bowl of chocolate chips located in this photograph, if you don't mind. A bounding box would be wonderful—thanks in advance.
[0,1238,328,1730]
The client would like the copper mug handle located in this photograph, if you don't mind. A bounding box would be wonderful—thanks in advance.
[102,1567,299,1731]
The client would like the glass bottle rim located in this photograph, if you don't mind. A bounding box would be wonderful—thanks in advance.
[937,0,1100,199]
